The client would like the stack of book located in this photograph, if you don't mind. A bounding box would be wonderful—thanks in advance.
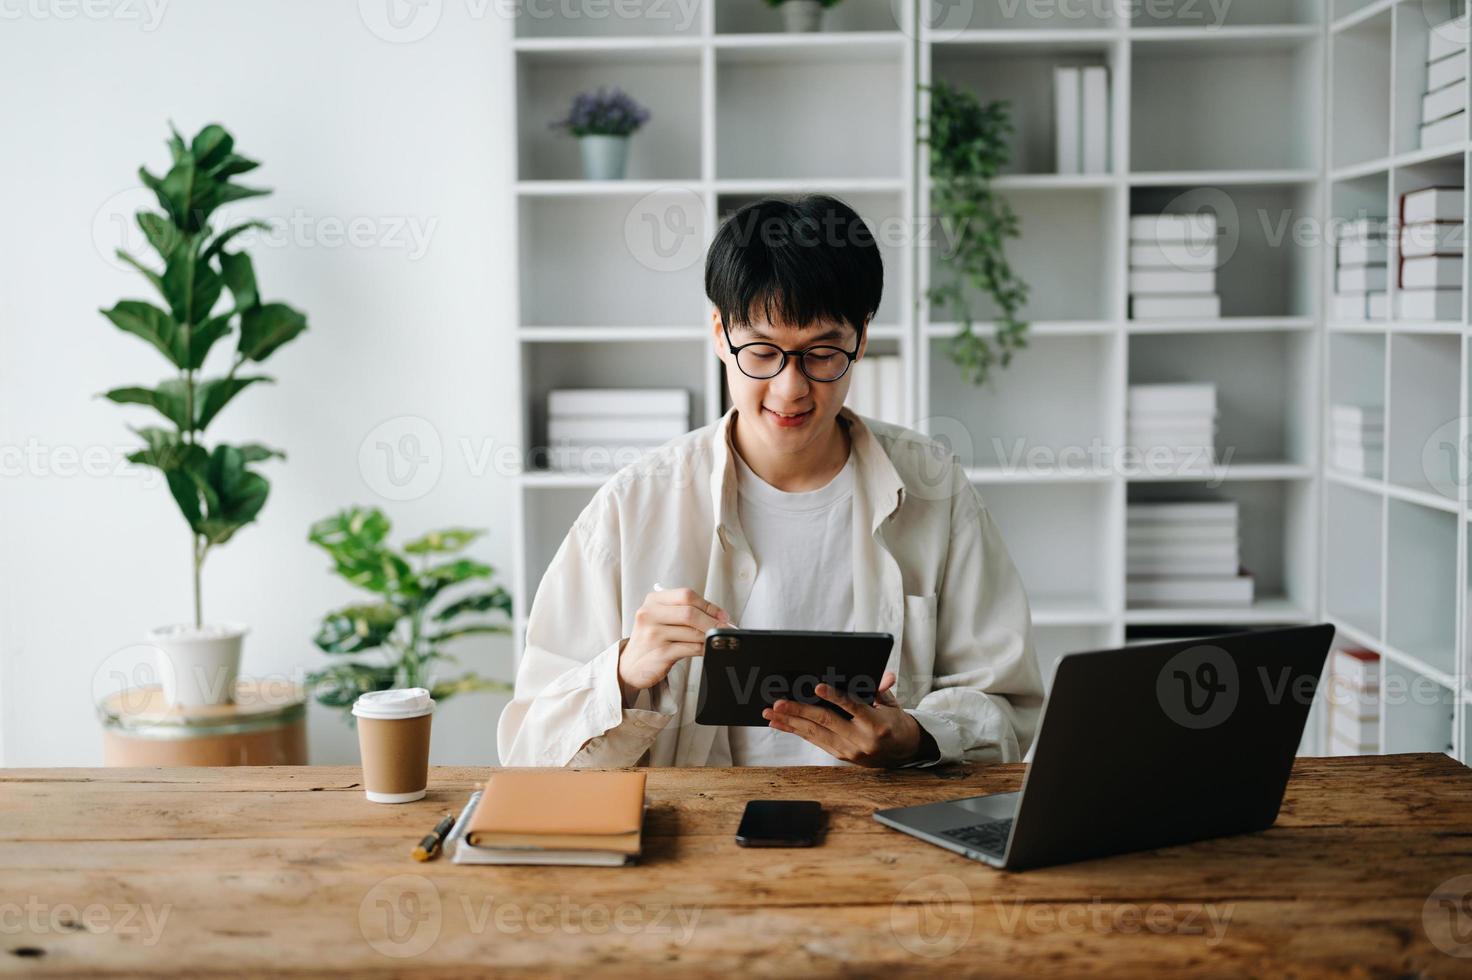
[1326,648,1380,757]
[1331,218,1389,322]
[1128,214,1221,320]
[844,353,905,425]
[450,770,647,866]
[1421,14,1469,149]
[1126,501,1255,608]
[1329,403,1384,478]
[1127,383,1217,469]
[1053,66,1110,175]
[547,388,688,474]
[1398,186,1464,322]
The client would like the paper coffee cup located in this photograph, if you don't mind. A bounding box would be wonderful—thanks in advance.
[353,688,434,804]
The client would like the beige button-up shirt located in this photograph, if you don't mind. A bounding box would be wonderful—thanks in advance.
[496,406,1044,768]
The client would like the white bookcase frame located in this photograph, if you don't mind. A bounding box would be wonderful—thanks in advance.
[508,0,1471,765]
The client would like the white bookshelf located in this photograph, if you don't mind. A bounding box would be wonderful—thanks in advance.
[508,0,1470,765]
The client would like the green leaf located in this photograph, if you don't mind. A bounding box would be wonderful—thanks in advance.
[307,662,400,712]
[161,242,223,327]
[204,221,269,263]
[427,673,511,701]
[218,250,258,310]
[403,528,484,555]
[239,302,307,362]
[101,300,185,367]
[433,587,513,622]
[137,212,183,260]
[308,507,412,597]
[238,443,284,463]
[421,559,493,584]
[194,376,271,431]
[103,383,190,429]
[314,602,403,654]
[114,250,164,298]
[192,444,270,545]
[431,623,512,643]
[187,312,234,369]
[190,124,233,172]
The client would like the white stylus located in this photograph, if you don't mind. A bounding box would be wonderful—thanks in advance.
[654,582,738,629]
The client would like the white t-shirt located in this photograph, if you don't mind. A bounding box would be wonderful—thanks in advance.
[727,446,856,767]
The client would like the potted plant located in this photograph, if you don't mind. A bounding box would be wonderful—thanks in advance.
[305,507,512,720]
[764,0,842,32]
[920,81,1031,386]
[100,122,308,707]
[549,86,651,181]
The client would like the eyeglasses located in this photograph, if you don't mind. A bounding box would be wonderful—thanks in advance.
[722,322,861,383]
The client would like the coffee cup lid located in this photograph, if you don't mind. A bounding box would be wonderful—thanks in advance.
[352,688,434,720]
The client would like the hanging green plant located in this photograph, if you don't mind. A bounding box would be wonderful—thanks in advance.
[920,81,1030,386]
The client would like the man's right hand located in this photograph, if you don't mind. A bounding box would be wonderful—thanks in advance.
[617,587,729,705]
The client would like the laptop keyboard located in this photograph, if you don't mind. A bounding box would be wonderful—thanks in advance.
[940,819,1013,856]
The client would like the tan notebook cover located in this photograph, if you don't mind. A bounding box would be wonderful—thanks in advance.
[465,770,646,853]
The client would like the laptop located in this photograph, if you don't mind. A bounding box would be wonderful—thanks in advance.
[874,623,1334,871]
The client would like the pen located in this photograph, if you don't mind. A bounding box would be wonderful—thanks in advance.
[412,814,457,862]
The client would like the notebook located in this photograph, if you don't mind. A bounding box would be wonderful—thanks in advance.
[449,770,647,866]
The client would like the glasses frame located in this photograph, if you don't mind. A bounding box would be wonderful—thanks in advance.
[720,321,863,383]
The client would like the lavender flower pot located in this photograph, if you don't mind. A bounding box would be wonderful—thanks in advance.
[782,0,824,32]
[579,134,630,181]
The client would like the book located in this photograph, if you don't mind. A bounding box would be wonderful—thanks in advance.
[1427,14,1468,62]
[453,770,646,866]
[1129,214,1217,243]
[1081,66,1109,174]
[1330,404,1383,427]
[1423,81,1469,125]
[1336,265,1388,292]
[1421,111,1466,150]
[1127,501,1238,524]
[1336,217,1389,244]
[1397,287,1462,320]
[548,416,689,442]
[1126,523,1238,543]
[1127,558,1241,577]
[1129,241,1219,271]
[1130,295,1221,319]
[1128,270,1217,294]
[1427,50,1468,92]
[1400,221,1465,257]
[1128,384,1217,415]
[1337,240,1389,266]
[1126,573,1254,607]
[1332,647,1380,688]
[1402,187,1465,224]
[1401,254,1463,289]
[1331,424,1384,447]
[1331,292,1388,321]
[1054,67,1081,175]
[1331,707,1379,745]
[548,389,688,417]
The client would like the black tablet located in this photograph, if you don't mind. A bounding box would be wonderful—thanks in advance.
[695,628,895,727]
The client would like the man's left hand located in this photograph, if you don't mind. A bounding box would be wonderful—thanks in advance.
[762,671,926,768]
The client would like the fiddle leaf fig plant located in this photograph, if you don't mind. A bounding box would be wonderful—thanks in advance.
[101,122,308,627]
[306,507,513,719]
[921,81,1030,386]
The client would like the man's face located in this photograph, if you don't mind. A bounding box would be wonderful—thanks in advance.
[712,309,869,457]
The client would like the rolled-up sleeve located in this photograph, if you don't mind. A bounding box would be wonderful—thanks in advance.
[496,498,678,767]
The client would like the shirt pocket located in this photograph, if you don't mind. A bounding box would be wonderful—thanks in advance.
[896,593,939,704]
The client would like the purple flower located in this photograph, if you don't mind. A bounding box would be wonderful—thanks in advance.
[548,86,651,138]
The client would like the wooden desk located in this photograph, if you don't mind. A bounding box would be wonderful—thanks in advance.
[3,755,1470,976]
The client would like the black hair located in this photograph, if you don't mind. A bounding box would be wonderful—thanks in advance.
[704,194,882,343]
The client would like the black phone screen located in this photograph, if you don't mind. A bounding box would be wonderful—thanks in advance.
[736,800,823,847]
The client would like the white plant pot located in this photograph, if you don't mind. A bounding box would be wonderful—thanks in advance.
[146,623,247,708]
[579,134,630,181]
[781,0,824,32]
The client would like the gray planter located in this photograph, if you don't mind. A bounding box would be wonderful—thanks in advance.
[781,0,824,32]
[579,134,630,180]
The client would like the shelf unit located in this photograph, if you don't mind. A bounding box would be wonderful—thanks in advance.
[508,0,1470,765]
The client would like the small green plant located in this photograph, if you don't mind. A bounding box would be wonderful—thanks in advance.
[920,81,1030,386]
[101,122,308,627]
[306,507,513,718]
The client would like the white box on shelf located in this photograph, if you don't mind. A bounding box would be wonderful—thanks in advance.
[1427,50,1468,92]
[548,415,690,443]
[1127,524,1238,544]
[1054,66,1081,175]
[1400,221,1465,258]
[1128,241,1219,271]
[1337,240,1389,266]
[1331,292,1387,321]
[1336,217,1389,244]
[1330,404,1384,429]
[1402,187,1465,224]
[1427,14,1469,63]
[1129,213,1217,243]
[1128,270,1217,295]
[1420,111,1466,149]
[1127,501,1237,524]
[548,388,689,417]
[1125,574,1254,607]
[1397,287,1462,320]
[1330,707,1379,745]
[1081,66,1109,175]
[1336,265,1388,293]
[1401,254,1463,289]
[1423,82,1469,125]
[1127,384,1217,415]
[1130,294,1221,320]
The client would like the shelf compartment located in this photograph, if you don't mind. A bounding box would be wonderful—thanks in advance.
[1387,498,1459,675]
[521,487,599,609]
[929,186,1120,322]
[1387,332,1461,495]
[1131,0,1321,28]
[1382,658,1456,753]
[1389,158,1466,324]
[1131,39,1320,172]
[513,0,703,38]
[518,193,706,327]
[927,333,1118,471]
[1330,7,1392,170]
[1129,183,1319,318]
[517,49,701,181]
[930,39,1121,176]
[716,0,902,34]
[1392,0,1470,157]
[715,44,902,180]
[1128,330,1316,467]
[975,481,1115,620]
[1328,332,1388,479]
[1033,625,1115,694]
[1326,480,1384,638]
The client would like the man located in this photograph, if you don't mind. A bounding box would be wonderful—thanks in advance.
[497,195,1043,768]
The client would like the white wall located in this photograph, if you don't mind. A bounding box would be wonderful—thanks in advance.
[0,1,524,765]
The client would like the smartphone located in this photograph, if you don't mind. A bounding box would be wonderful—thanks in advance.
[735,800,823,848]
